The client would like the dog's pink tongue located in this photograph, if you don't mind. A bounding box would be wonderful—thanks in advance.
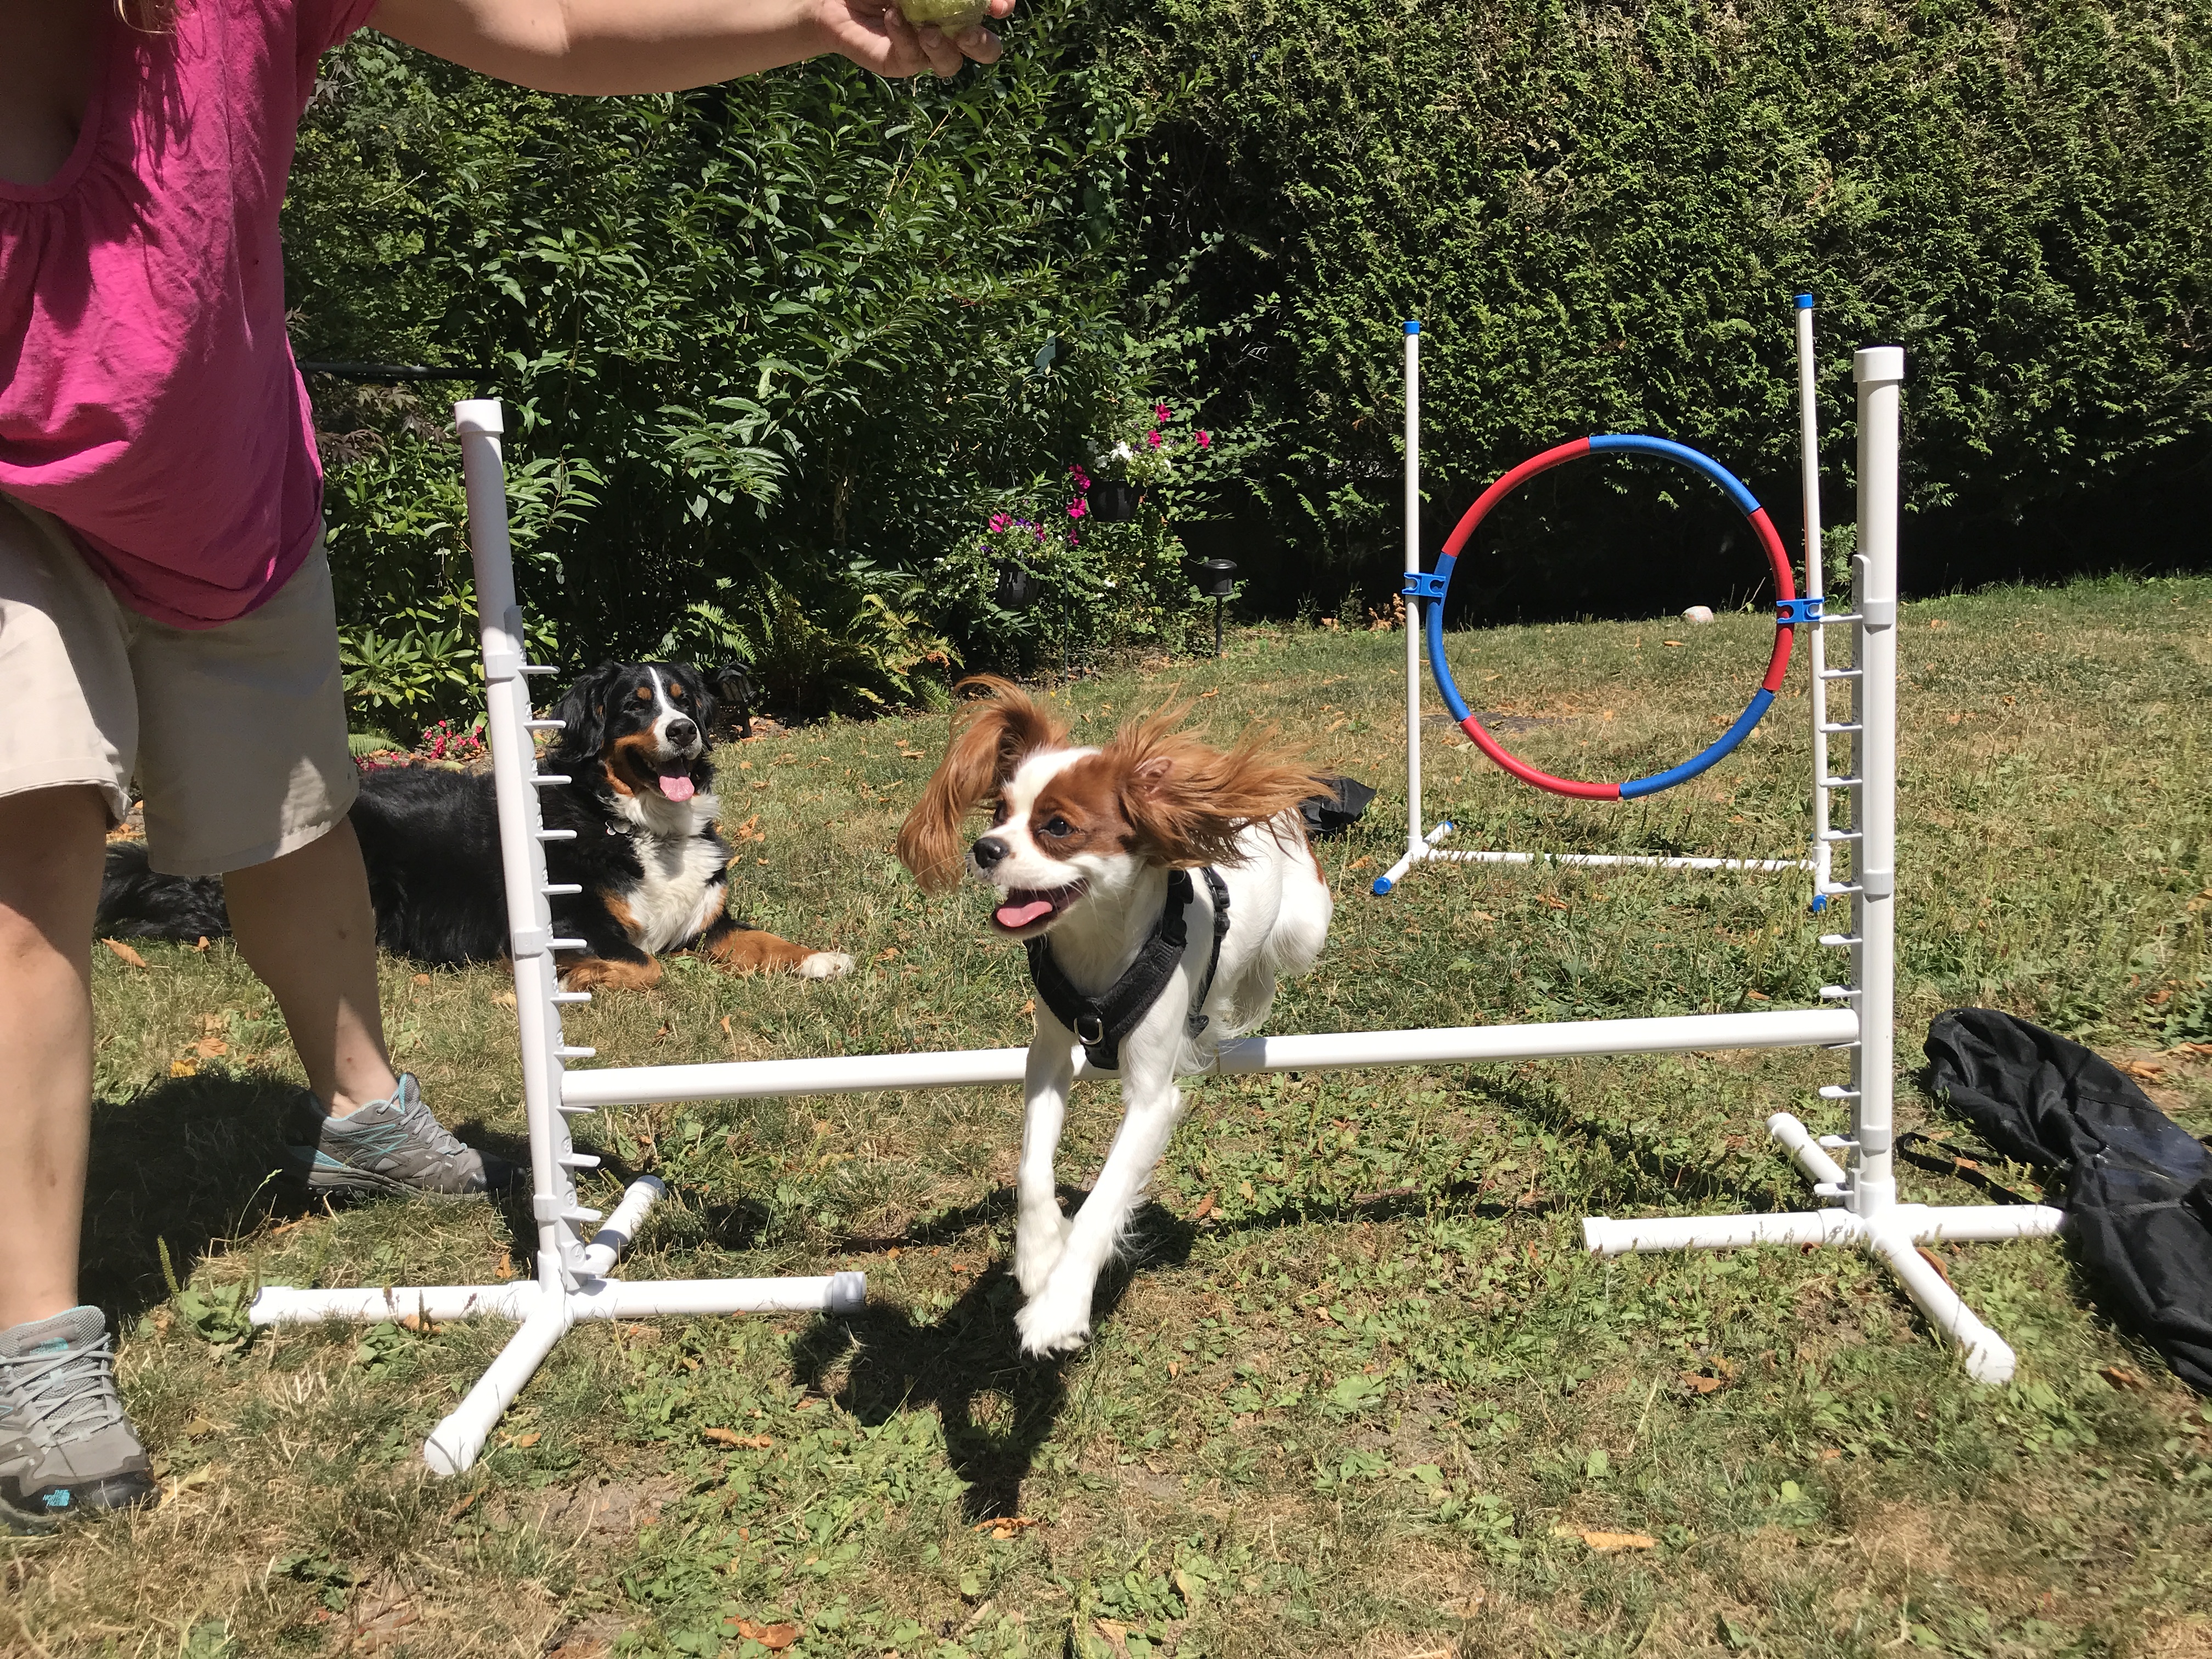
[996,897,1056,929]
[657,774,696,802]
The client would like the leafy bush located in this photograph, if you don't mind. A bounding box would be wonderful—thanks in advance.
[284,6,1210,723]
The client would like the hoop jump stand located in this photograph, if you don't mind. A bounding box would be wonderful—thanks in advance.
[249,401,865,1476]
[1377,307,1848,893]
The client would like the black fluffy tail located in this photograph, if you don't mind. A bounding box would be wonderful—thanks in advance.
[96,842,231,941]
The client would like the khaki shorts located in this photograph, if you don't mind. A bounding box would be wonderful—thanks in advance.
[0,494,358,876]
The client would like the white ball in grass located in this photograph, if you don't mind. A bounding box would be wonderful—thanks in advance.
[1680,605,1716,625]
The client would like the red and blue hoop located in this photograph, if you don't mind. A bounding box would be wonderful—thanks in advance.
[1408,435,1802,800]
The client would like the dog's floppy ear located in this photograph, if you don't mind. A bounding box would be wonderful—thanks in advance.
[1107,709,1328,870]
[550,663,626,761]
[895,675,1068,894]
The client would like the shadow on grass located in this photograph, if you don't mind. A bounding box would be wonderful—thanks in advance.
[81,1069,536,1320]
[791,1201,1205,1520]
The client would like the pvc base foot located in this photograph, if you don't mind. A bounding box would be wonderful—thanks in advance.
[1583,1115,2063,1384]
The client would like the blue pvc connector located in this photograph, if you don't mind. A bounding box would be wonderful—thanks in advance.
[1372,876,1395,895]
[1587,434,1762,517]
[1795,292,1815,310]
[1809,893,1829,913]
[1405,320,1421,335]
[1401,570,1449,601]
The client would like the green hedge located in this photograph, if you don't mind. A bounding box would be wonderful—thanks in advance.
[284,9,1211,731]
[1120,0,2212,611]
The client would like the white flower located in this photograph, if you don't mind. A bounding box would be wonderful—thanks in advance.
[1112,442,1134,461]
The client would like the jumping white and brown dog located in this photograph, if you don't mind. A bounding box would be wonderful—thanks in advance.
[896,676,1333,1357]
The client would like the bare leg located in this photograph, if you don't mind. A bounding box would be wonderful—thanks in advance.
[1013,1025,1076,1298]
[223,820,396,1118]
[1015,1039,1187,1358]
[0,786,107,1329]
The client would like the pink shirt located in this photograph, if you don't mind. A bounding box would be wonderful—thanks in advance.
[0,0,376,628]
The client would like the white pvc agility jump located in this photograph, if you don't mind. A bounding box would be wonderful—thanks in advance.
[1583,348,2060,1380]
[250,346,2058,1474]
[1377,302,1839,893]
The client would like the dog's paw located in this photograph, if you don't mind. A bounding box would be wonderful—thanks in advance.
[1015,1283,1094,1358]
[797,951,855,980]
[1012,1217,1071,1299]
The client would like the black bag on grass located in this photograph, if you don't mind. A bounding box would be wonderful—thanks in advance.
[1300,775,1376,840]
[1924,1007,2212,1393]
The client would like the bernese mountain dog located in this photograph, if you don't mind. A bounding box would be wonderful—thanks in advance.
[97,662,854,991]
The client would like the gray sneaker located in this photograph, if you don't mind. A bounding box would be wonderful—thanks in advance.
[1,1307,155,1533]
[287,1073,517,1201]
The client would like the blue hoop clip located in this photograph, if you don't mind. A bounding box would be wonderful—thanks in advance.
[1401,571,1451,602]
[1774,596,1824,625]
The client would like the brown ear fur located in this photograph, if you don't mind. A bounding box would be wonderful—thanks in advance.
[895,675,1070,893]
[1105,707,1328,869]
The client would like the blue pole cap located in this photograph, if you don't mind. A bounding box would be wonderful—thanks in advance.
[1405,320,1420,334]
[1794,293,1815,309]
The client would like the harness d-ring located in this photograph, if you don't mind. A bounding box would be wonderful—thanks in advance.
[1408,435,1799,800]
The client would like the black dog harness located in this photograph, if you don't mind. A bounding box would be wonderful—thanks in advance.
[1024,868,1230,1071]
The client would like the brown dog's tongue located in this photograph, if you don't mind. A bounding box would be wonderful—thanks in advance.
[657,774,696,802]
[995,897,1055,929]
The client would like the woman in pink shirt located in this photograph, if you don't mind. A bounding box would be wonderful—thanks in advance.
[0,0,1009,1532]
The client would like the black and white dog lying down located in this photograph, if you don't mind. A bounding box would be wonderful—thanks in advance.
[97,662,854,991]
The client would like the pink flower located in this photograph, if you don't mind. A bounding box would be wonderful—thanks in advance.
[1067,465,1091,489]
[989,512,1011,533]
[1068,500,1087,519]
[1154,403,1171,422]
[1195,430,1211,449]
[1147,430,1163,448]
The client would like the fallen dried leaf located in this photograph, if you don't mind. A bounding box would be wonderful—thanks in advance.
[1537,893,1570,910]
[170,1059,197,1077]
[1192,1192,1217,1221]
[1576,1530,1657,1552]
[193,935,210,952]
[412,972,431,986]
[1818,1448,1843,1460]
[730,1620,799,1650]
[183,1416,217,1438]
[103,938,148,968]
[194,1036,228,1059]
[2099,1365,2147,1392]
[1914,1245,1953,1284]
[1681,1372,1726,1396]
[446,1488,483,1521]
[703,1427,775,1449]
[504,1430,539,1448]
[2120,1060,2167,1084]
[493,1248,515,1282]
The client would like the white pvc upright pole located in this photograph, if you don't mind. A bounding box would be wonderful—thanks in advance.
[1848,347,1904,1217]
[1797,296,1832,898]
[1403,320,1424,867]
[456,401,602,1293]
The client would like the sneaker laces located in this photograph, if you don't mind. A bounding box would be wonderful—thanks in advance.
[387,1075,470,1163]
[0,1333,127,1447]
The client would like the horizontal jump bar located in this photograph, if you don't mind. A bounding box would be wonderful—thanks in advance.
[1427,848,1816,873]
[558,1007,1861,1109]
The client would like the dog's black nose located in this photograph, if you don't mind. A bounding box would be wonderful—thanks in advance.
[971,836,1009,870]
[667,716,698,749]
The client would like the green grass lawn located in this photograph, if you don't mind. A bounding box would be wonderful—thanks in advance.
[11,576,2211,1658]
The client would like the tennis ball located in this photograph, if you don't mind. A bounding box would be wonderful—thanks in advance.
[897,0,990,28]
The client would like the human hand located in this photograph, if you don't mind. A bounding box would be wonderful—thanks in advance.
[817,0,1015,78]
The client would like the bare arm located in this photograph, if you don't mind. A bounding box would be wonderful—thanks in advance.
[365,0,1017,91]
